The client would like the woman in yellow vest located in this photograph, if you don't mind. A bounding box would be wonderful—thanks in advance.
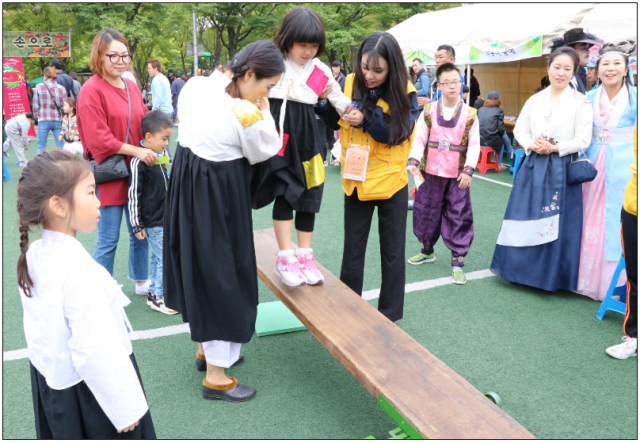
[338,31,420,322]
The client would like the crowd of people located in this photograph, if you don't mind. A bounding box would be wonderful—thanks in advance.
[8,8,637,439]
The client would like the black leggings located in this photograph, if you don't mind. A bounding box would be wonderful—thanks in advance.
[272,196,315,232]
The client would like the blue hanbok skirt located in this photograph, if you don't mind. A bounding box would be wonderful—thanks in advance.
[490,152,583,292]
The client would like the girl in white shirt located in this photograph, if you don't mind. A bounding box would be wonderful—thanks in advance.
[17,151,155,439]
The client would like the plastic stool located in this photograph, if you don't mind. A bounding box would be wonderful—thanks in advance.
[2,156,10,182]
[510,150,525,179]
[596,254,627,320]
[477,147,500,175]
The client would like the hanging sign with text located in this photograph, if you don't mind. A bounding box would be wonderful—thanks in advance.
[3,58,36,137]
[3,31,70,58]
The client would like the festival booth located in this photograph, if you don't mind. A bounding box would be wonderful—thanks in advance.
[388,3,637,117]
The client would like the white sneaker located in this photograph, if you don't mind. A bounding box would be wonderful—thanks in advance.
[274,254,307,287]
[606,337,637,359]
[297,251,324,285]
[147,295,178,315]
[135,280,151,295]
[18,161,28,167]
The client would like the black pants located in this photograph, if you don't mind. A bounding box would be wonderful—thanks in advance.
[340,186,408,322]
[272,196,316,232]
[621,208,637,338]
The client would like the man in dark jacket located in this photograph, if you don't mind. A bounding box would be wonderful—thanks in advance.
[477,91,506,168]
[412,58,430,108]
[50,59,76,99]
[331,61,346,92]
[548,28,603,94]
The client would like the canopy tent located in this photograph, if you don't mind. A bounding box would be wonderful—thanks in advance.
[388,3,637,116]
[27,76,43,87]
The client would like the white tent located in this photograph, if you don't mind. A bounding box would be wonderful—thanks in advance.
[388,3,637,116]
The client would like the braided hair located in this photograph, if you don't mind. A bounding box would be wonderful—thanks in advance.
[17,151,91,297]
[224,40,285,98]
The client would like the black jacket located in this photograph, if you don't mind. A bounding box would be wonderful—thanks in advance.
[128,145,168,233]
[334,72,346,92]
[477,106,505,152]
[55,70,76,99]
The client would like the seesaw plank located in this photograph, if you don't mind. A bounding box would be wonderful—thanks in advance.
[254,228,535,439]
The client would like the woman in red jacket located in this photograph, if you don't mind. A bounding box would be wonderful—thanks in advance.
[76,29,157,294]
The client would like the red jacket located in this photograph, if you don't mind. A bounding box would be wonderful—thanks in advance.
[77,75,148,206]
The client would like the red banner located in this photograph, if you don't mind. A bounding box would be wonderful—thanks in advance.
[3,58,35,137]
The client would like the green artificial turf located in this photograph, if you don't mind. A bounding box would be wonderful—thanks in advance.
[2,129,636,439]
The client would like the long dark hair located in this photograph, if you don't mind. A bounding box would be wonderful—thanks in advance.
[225,40,285,97]
[17,151,92,297]
[274,7,326,57]
[353,32,411,146]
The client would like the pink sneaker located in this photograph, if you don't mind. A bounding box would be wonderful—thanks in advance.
[297,252,324,285]
[274,254,307,287]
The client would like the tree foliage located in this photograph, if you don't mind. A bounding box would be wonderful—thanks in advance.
[2,3,460,85]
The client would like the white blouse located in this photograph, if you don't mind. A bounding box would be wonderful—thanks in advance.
[177,73,281,164]
[20,230,148,430]
[514,86,593,157]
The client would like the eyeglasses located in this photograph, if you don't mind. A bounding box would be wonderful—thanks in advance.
[438,79,461,88]
[105,53,132,64]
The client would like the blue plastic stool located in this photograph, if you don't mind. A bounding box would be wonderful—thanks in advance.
[510,150,525,179]
[596,254,627,320]
[2,156,10,182]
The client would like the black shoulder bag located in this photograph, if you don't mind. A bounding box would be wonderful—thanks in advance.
[87,78,131,184]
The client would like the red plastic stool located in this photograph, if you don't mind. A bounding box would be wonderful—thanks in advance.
[477,147,500,175]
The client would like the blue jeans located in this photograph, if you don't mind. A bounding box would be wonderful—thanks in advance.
[37,120,64,155]
[93,189,149,282]
[499,133,514,164]
[146,226,164,299]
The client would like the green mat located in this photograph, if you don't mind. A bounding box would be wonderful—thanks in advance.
[255,301,307,337]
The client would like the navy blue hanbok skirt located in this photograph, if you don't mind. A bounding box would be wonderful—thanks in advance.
[490,152,583,292]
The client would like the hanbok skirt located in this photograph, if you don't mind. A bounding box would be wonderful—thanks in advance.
[250,99,326,213]
[491,152,583,292]
[30,353,155,439]
[164,144,259,344]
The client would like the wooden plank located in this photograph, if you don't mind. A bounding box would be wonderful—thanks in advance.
[254,229,535,439]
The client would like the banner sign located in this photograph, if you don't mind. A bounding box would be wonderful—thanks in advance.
[2,31,70,58]
[468,36,543,64]
[3,58,36,137]
[404,36,543,66]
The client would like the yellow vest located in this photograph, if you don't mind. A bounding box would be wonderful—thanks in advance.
[339,74,417,201]
[623,126,637,216]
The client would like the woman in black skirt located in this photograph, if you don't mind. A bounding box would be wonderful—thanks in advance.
[164,40,284,402]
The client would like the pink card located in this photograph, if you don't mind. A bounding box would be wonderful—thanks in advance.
[276,131,289,157]
[306,66,329,96]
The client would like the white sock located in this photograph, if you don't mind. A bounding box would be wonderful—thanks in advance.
[453,266,463,272]
[278,249,295,258]
[296,248,313,258]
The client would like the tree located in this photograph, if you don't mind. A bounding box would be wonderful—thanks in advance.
[197,3,284,58]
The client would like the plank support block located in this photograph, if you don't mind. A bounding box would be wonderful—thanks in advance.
[255,301,307,337]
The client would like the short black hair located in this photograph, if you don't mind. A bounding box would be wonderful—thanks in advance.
[470,68,474,75]
[462,84,469,93]
[541,75,550,87]
[436,62,460,81]
[50,59,63,70]
[173,71,181,77]
[274,7,326,57]
[168,69,174,73]
[141,110,173,138]
[25,112,34,120]
[331,61,341,67]
[413,58,423,64]
[437,44,455,59]
[213,61,222,69]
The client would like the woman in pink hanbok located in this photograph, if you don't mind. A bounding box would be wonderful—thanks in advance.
[577,42,637,300]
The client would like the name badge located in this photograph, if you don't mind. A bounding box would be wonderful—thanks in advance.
[155,155,170,165]
[438,139,450,152]
[342,143,370,182]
